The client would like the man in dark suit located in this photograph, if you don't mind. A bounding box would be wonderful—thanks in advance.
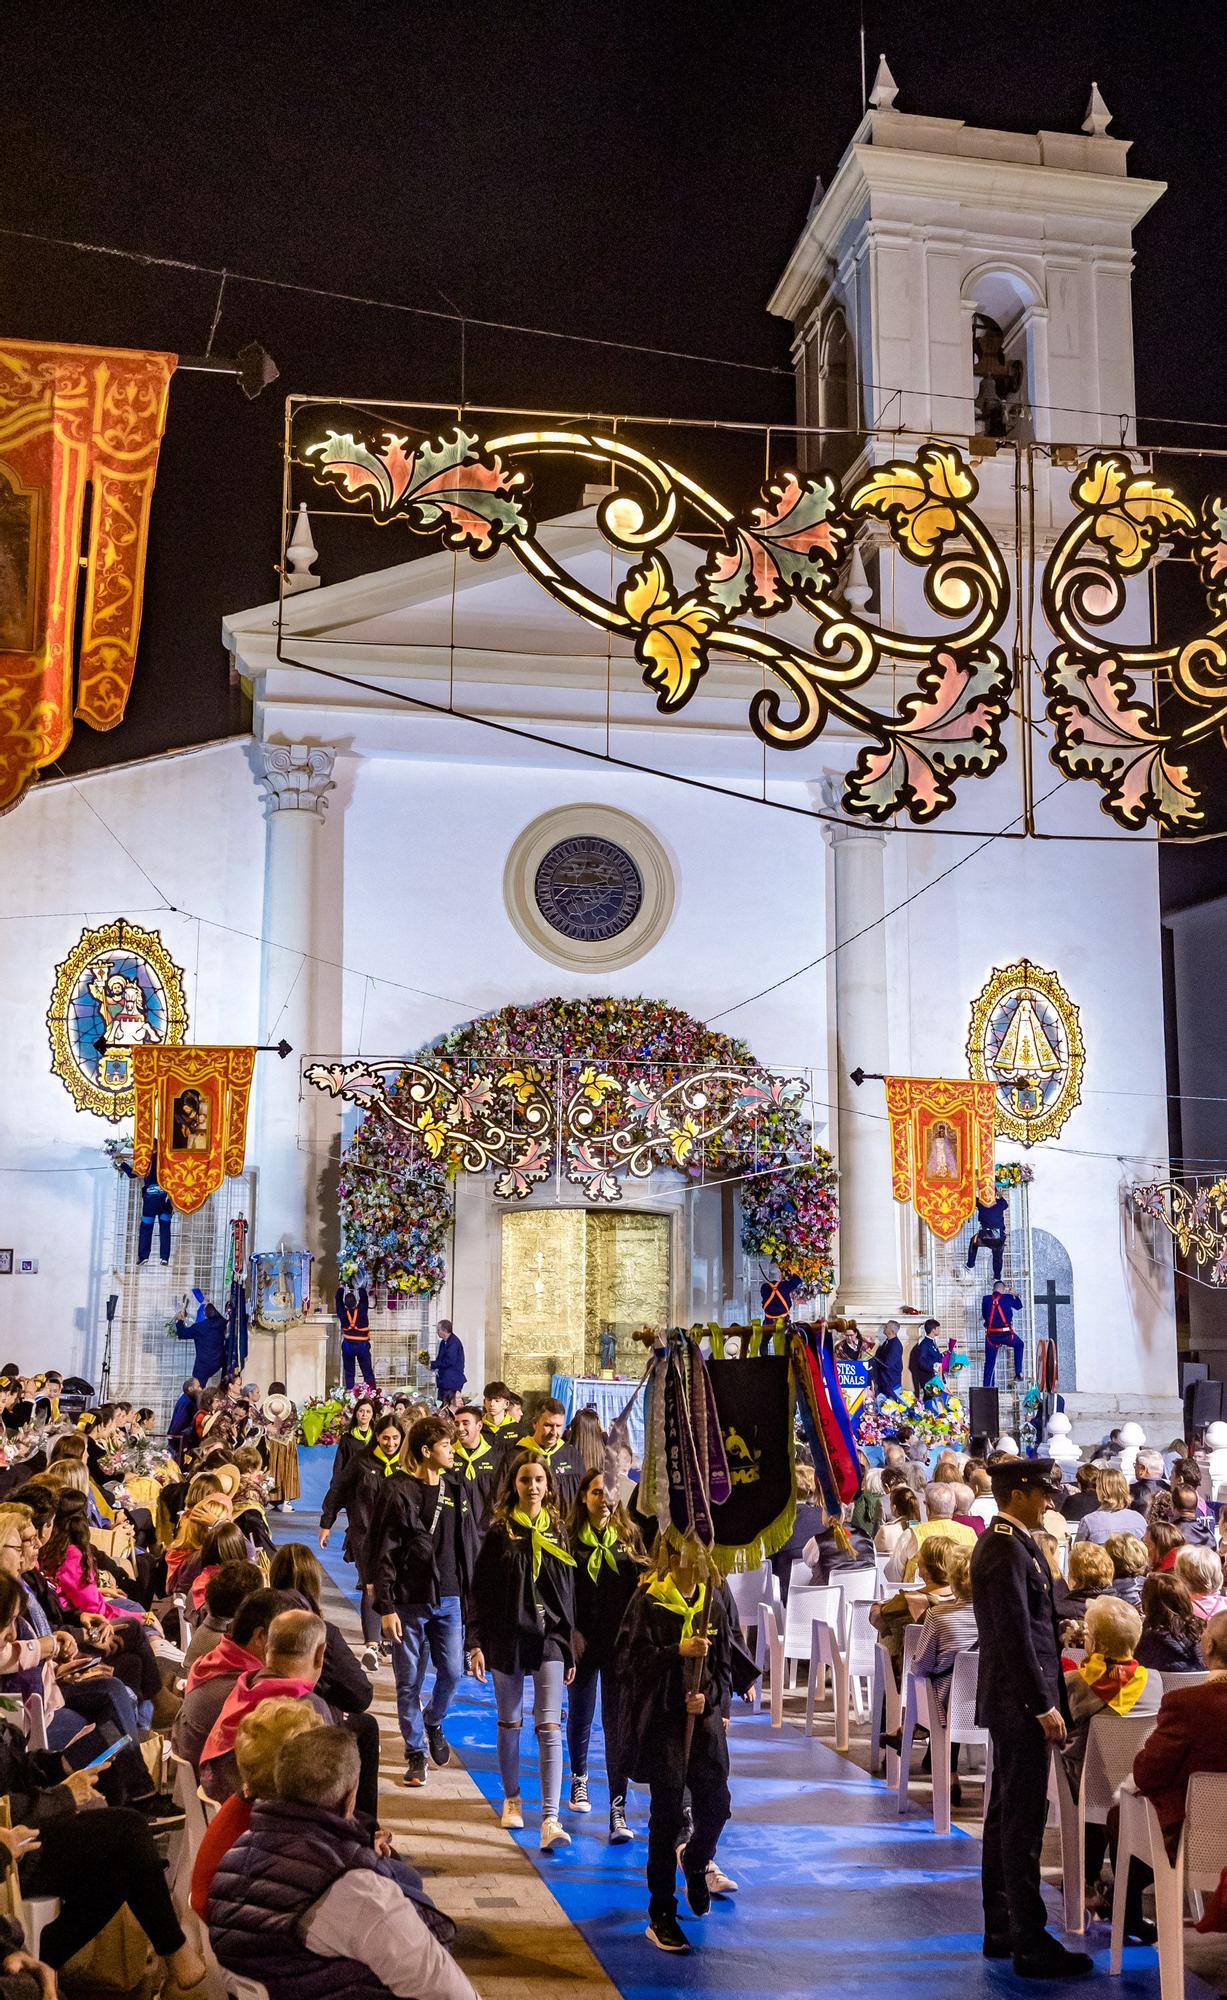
[972,1457,1092,1980]
[870,1321,904,1400]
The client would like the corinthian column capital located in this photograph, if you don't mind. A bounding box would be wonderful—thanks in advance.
[257,741,336,818]
[812,772,886,848]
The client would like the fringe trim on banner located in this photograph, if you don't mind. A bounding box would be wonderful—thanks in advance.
[663,1493,798,1578]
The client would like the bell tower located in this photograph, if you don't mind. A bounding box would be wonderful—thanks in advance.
[768,59,1165,464]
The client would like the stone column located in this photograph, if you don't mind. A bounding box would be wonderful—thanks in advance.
[820,776,902,1328]
[253,741,336,1258]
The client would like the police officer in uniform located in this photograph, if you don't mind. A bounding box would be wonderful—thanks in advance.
[971,1457,1093,1979]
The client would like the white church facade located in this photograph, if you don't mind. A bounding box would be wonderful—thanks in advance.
[0,72,1179,1439]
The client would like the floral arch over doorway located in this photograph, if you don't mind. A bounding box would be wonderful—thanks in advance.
[333,995,838,1298]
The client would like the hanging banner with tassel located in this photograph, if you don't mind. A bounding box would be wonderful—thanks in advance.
[132,1046,255,1213]
[884,1075,997,1239]
[0,339,177,811]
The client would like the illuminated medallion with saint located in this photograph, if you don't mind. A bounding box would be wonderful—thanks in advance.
[966,959,1083,1147]
[47,920,188,1121]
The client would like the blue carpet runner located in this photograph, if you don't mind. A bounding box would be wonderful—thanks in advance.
[294,1444,1193,1999]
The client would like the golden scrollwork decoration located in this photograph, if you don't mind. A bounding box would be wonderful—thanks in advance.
[1133,1179,1227,1285]
[305,426,1012,825]
[1041,453,1227,832]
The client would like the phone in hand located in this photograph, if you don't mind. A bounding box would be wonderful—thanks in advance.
[78,1734,131,1774]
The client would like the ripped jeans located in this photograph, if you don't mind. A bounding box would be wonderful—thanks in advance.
[492,1660,565,1818]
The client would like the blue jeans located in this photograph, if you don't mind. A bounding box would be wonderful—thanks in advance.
[984,1335,1024,1387]
[342,1337,377,1389]
[389,1596,463,1755]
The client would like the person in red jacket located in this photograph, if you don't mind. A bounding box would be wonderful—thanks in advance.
[1133,1610,1227,1858]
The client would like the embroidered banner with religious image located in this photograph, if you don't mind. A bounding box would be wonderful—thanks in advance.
[884,1075,997,1239]
[0,340,177,812]
[132,1046,256,1212]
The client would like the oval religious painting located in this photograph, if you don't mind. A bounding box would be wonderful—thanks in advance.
[966,957,1083,1148]
[47,920,188,1121]
[533,835,643,944]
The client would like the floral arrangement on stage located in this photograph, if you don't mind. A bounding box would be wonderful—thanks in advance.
[995,1162,1034,1188]
[741,1159,838,1294]
[0,1424,53,1472]
[876,1385,968,1448]
[298,1385,390,1447]
[335,996,839,1295]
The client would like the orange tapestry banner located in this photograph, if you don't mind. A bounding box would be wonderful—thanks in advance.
[884,1076,997,1241]
[0,339,177,812]
[132,1046,256,1214]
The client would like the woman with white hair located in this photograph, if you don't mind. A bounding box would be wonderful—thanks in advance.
[1063,1595,1162,1943]
[1174,1545,1227,1621]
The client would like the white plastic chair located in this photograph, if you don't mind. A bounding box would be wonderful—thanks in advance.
[807,1597,878,1752]
[873,1553,893,1597]
[768,1583,839,1727]
[1049,1709,1159,1933]
[868,1616,923,1777]
[724,1564,777,1642]
[174,1592,195,1646]
[1111,1771,1227,2000]
[836,1565,879,1612]
[166,1753,212,1904]
[21,1695,48,1751]
[896,1649,992,1834]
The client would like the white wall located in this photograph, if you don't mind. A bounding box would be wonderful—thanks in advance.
[0,741,266,1372]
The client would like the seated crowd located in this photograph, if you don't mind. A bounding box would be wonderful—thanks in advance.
[821,1431,1227,1946]
[0,1372,482,2000]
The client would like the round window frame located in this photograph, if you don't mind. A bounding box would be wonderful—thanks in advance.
[503,805,676,971]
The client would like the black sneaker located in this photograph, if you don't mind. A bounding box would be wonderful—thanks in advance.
[568,1773,591,1813]
[425,1723,452,1768]
[683,1865,711,1917]
[609,1798,632,1844]
[404,1751,428,1787]
[646,1913,690,1954]
[1011,1939,1093,1980]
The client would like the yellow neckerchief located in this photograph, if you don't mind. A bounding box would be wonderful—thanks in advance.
[646,1574,702,1639]
[485,1414,514,1435]
[373,1447,398,1478]
[456,1438,492,1478]
[578,1521,620,1582]
[520,1437,561,1460]
[510,1507,575,1580]
[1078,1653,1148,1716]
[351,1426,372,1447]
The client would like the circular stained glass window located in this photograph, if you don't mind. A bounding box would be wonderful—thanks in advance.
[533,835,643,943]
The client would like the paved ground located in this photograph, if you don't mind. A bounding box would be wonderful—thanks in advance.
[281,1457,1227,1999]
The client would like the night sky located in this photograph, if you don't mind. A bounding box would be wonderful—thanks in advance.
[3,1,1222,898]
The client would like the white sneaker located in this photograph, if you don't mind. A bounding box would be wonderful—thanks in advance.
[359,1645,379,1674]
[539,1816,571,1852]
[500,1797,524,1830]
[706,1861,738,1895]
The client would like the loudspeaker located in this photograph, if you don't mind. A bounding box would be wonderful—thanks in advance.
[969,1385,1000,1440]
[1183,1376,1223,1434]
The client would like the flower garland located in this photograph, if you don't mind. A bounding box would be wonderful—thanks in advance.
[337,996,838,1296]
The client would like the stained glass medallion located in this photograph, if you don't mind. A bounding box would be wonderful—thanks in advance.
[533,835,643,943]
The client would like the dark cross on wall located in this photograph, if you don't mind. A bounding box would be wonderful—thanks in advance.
[1034,1277,1070,1342]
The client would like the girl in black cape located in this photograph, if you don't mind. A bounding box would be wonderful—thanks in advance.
[319,1407,403,1665]
[565,1466,645,1841]
[467,1451,577,1853]
[615,1537,759,1955]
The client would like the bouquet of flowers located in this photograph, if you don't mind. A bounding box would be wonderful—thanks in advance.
[995,1162,1034,1188]
[876,1386,968,1449]
[0,1423,51,1471]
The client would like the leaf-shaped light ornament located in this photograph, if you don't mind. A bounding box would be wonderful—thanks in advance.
[308,426,527,554]
[576,1066,620,1106]
[1046,653,1202,830]
[415,1109,449,1159]
[669,1114,700,1165]
[499,1064,545,1106]
[619,556,718,710]
[849,446,976,561]
[699,472,843,617]
[1074,455,1196,572]
[842,652,1010,823]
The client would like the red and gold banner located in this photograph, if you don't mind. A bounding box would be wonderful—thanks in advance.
[0,339,177,812]
[132,1046,256,1213]
[884,1075,996,1240]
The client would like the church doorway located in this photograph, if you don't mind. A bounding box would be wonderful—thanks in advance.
[499,1207,671,1393]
